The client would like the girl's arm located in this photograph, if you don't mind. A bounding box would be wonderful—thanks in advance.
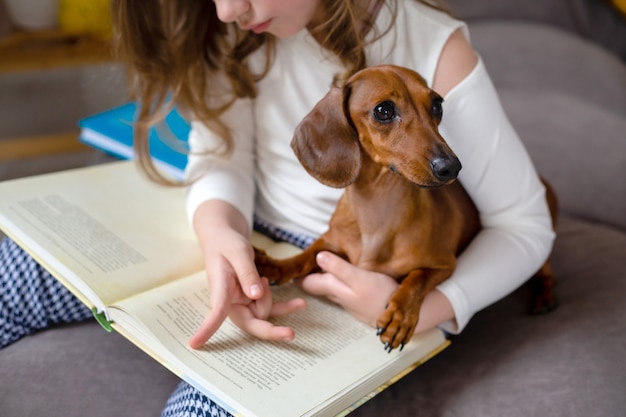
[185,100,305,348]
[188,199,305,348]
[434,29,555,333]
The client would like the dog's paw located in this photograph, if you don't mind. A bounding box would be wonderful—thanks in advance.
[253,247,280,282]
[253,247,289,285]
[375,300,420,353]
[529,292,559,315]
[528,269,559,315]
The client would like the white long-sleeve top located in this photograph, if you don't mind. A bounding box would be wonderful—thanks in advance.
[185,1,555,333]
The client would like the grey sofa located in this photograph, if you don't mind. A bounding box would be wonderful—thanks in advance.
[2,1,625,416]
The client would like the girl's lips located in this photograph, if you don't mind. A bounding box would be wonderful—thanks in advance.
[244,19,272,34]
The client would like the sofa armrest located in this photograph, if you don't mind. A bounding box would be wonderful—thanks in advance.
[500,89,626,232]
[447,0,626,60]
[447,0,580,28]
[459,19,626,231]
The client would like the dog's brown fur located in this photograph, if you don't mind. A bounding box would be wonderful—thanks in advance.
[255,65,558,351]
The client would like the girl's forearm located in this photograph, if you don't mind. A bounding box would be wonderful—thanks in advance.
[192,199,250,248]
[414,289,457,334]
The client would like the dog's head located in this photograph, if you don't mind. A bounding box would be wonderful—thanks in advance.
[291,65,461,188]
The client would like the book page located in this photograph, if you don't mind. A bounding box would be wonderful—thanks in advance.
[109,272,447,417]
[0,161,203,312]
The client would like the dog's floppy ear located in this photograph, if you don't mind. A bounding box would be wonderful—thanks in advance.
[291,85,361,188]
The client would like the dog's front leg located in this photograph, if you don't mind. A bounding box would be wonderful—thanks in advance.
[254,238,338,285]
[254,246,319,285]
[376,268,453,352]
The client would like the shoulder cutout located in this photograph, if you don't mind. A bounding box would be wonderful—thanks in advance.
[432,28,478,97]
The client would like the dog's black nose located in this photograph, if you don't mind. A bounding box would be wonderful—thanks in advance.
[431,155,461,182]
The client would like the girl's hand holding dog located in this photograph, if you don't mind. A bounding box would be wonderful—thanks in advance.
[188,201,306,349]
[299,251,456,334]
[297,251,399,328]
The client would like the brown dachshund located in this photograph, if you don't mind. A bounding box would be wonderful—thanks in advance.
[255,65,558,352]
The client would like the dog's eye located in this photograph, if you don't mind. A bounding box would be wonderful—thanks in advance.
[373,101,396,123]
[431,97,444,119]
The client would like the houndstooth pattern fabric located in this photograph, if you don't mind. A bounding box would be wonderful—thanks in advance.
[161,381,233,417]
[0,237,92,348]
[253,216,315,250]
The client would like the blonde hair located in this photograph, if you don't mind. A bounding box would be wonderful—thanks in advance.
[110,0,449,185]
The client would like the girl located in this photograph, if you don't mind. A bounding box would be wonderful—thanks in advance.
[1,0,555,415]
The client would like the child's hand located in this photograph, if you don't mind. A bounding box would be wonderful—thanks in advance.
[228,276,307,340]
[297,251,399,327]
[188,228,306,349]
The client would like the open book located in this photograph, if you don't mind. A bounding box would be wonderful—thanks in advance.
[0,161,448,417]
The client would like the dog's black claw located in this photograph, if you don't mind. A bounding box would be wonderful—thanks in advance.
[376,327,383,336]
[529,298,559,315]
[399,343,405,352]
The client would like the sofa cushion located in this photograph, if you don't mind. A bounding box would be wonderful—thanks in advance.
[466,21,626,231]
[449,0,579,29]
[500,89,626,232]
[0,321,179,417]
[468,21,626,113]
[449,0,626,60]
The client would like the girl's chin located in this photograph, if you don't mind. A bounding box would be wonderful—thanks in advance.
[266,24,306,39]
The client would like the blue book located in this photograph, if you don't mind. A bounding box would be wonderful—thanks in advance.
[78,102,191,179]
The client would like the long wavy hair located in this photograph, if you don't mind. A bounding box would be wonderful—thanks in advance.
[110,0,449,185]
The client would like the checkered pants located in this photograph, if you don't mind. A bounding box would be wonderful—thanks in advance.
[0,218,314,417]
[0,238,93,348]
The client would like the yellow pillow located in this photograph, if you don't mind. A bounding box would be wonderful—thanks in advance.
[58,0,112,37]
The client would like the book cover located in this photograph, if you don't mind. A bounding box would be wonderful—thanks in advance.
[78,102,190,179]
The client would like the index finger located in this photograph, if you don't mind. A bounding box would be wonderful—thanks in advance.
[189,304,229,349]
[188,257,241,349]
[188,274,230,349]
